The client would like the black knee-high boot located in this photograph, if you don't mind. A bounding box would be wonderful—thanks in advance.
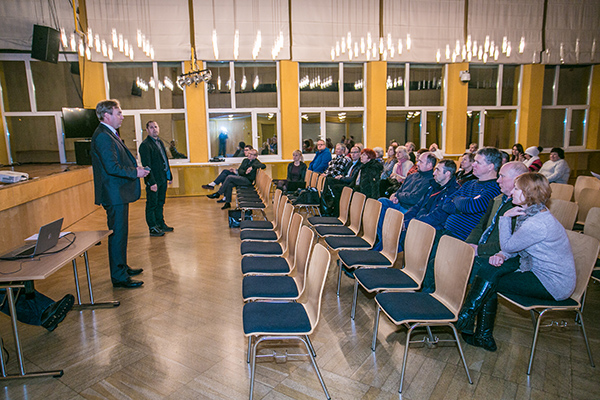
[461,294,497,351]
[455,276,496,332]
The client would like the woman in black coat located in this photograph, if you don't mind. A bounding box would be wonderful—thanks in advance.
[355,148,383,199]
[277,149,307,192]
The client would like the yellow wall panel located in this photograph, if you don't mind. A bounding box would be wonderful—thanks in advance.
[445,63,468,154]
[518,64,544,148]
[366,62,387,149]
[587,65,600,150]
[280,61,300,158]
[185,61,209,163]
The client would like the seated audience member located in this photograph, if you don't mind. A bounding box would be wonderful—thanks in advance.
[500,151,510,165]
[0,285,74,332]
[523,146,543,172]
[321,146,362,216]
[276,150,307,192]
[323,143,352,177]
[354,148,383,199]
[373,147,384,163]
[539,147,570,184]
[379,144,399,196]
[354,142,365,152]
[465,162,529,279]
[169,140,187,159]
[468,142,479,153]
[308,139,332,173]
[456,152,477,185]
[422,147,503,291]
[202,145,252,190]
[325,137,334,152]
[261,142,270,155]
[429,143,444,160]
[232,141,246,157]
[510,143,525,162]
[375,152,437,243]
[389,146,414,185]
[405,148,428,177]
[405,141,417,163]
[207,148,266,209]
[456,173,575,352]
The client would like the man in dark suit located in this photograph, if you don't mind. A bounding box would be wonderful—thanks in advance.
[91,99,149,288]
[139,121,173,237]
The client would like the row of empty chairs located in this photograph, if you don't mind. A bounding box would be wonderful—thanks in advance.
[236,169,272,220]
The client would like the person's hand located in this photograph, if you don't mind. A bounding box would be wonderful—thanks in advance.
[468,243,478,256]
[390,193,399,204]
[335,175,342,179]
[137,167,150,178]
[503,206,526,218]
[229,167,236,173]
[489,253,506,267]
[150,184,158,192]
[246,167,253,174]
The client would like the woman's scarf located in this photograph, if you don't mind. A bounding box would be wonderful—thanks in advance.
[513,203,547,271]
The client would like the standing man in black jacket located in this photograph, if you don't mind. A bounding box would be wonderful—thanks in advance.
[207,148,266,209]
[91,99,149,288]
[139,121,173,237]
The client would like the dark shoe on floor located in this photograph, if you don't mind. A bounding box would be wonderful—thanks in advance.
[150,227,165,237]
[159,224,174,232]
[216,198,227,203]
[112,278,144,288]
[461,331,497,352]
[207,192,221,199]
[127,267,144,276]
[221,202,231,210]
[41,294,75,332]
[202,184,216,190]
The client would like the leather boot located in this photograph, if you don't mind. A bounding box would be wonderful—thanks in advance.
[455,276,495,332]
[461,294,498,352]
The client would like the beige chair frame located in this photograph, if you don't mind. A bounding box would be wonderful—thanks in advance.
[547,198,578,230]
[315,191,366,238]
[550,182,574,201]
[576,188,600,225]
[574,175,600,203]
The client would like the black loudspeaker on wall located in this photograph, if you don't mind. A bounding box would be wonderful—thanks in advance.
[74,140,92,165]
[31,24,60,64]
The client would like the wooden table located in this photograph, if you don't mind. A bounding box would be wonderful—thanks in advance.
[0,230,118,380]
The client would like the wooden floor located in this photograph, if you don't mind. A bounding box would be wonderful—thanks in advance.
[1,196,600,399]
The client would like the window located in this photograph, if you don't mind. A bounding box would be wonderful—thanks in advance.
[234,63,277,108]
[501,65,519,106]
[387,64,406,106]
[208,113,252,158]
[557,65,591,105]
[425,111,443,149]
[466,111,481,149]
[325,111,363,146]
[140,113,187,158]
[106,63,156,110]
[0,61,31,112]
[5,116,59,163]
[299,63,339,107]
[539,109,565,148]
[31,61,83,111]
[343,63,363,107]
[158,62,184,109]
[408,65,443,107]
[257,113,278,155]
[386,110,420,148]
[468,65,498,106]
[301,112,321,153]
[482,110,517,149]
[207,62,232,109]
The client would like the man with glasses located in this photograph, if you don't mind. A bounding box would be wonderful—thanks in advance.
[320,145,362,216]
[323,143,352,177]
[308,139,332,174]
[202,145,253,190]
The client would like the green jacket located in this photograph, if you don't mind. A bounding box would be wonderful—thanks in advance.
[466,194,515,257]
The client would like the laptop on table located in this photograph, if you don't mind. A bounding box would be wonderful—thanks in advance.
[0,218,64,260]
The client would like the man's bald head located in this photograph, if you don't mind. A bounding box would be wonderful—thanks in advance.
[497,161,529,197]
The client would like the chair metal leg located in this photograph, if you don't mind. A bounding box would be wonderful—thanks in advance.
[575,310,595,367]
[305,335,317,357]
[336,259,343,297]
[249,337,258,400]
[351,280,359,320]
[527,309,546,375]
[299,337,331,399]
[247,336,252,363]
[529,310,537,328]
[449,323,473,385]
[399,324,416,393]
[372,305,381,351]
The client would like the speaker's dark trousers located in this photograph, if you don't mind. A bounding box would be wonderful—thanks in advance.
[145,182,167,229]
[103,204,130,282]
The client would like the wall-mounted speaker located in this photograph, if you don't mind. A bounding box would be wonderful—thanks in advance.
[31,24,60,64]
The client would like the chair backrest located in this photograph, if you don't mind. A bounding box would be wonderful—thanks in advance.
[547,199,578,230]
[576,188,600,224]
[285,212,304,261]
[316,174,326,194]
[574,176,600,203]
[300,243,331,331]
[360,198,383,246]
[309,171,319,188]
[431,236,475,316]
[583,207,600,242]
[401,219,436,285]
[272,195,289,233]
[305,169,313,184]
[278,202,294,248]
[271,189,282,222]
[550,183,574,202]
[347,191,367,235]
[380,208,405,264]
[566,230,600,303]
[337,186,353,225]
[291,226,316,292]
[258,177,272,202]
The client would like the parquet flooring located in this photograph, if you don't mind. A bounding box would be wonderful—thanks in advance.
[1,196,599,399]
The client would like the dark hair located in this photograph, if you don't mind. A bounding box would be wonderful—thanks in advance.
[145,120,156,129]
[501,151,510,164]
[416,148,428,155]
[462,152,475,163]
[95,99,120,120]
[476,147,503,173]
[512,143,524,154]
[550,147,565,159]
[361,148,376,160]
[423,152,438,168]
[438,159,457,176]
[238,141,246,148]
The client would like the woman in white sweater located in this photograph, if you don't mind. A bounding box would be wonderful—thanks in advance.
[539,147,570,184]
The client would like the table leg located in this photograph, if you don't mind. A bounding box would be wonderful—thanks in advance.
[0,287,63,380]
[72,251,119,310]
[72,259,82,306]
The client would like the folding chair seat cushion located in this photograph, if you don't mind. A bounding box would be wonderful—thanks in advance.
[240,220,273,230]
[376,292,455,323]
[307,216,344,226]
[315,225,356,236]
[239,202,266,209]
[243,302,311,334]
[354,268,419,291]
[240,230,278,241]
[241,256,290,274]
[325,236,371,250]
[241,241,283,255]
[338,250,391,267]
[500,292,578,308]
[242,276,299,299]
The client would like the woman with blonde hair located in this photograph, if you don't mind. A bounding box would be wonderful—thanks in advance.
[277,149,307,192]
[390,146,413,184]
[456,172,575,352]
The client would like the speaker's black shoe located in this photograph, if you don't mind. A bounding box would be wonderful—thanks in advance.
[207,192,221,199]
[221,202,231,210]
[41,294,75,332]
[112,278,144,288]
[216,198,227,203]
[150,227,164,237]
[202,184,216,190]
[159,224,174,232]
[127,267,143,276]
